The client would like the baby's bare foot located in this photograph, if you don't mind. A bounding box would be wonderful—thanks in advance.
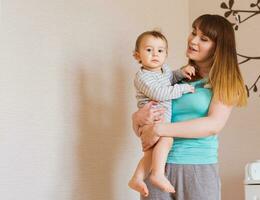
[128,177,149,197]
[150,173,175,193]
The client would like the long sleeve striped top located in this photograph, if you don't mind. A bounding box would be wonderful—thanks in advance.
[134,64,192,121]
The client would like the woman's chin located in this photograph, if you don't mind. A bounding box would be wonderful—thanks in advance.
[186,53,194,60]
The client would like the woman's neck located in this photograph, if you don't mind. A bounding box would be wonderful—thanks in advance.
[198,67,210,78]
[195,61,211,78]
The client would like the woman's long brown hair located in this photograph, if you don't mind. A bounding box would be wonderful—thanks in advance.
[190,14,247,106]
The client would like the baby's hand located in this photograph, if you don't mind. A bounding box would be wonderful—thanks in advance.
[181,83,195,94]
[181,65,195,80]
[188,85,195,93]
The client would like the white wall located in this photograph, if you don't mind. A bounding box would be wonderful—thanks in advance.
[188,0,260,199]
[0,1,189,200]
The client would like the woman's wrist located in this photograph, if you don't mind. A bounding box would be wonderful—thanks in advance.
[155,123,173,137]
[154,123,162,137]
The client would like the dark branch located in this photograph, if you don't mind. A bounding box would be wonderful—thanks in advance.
[240,12,259,23]
[231,10,260,13]
[238,53,260,59]
[248,75,260,91]
[238,53,260,65]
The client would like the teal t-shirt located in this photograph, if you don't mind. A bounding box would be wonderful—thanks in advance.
[166,79,218,164]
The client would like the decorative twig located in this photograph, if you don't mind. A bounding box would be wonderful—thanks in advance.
[245,75,260,97]
[238,12,259,24]
[221,0,260,30]
[238,53,260,65]
[220,0,260,98]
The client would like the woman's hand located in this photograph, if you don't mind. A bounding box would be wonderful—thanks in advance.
[136,101,165,125]
[132,101,165,137]
[140,124,160,151]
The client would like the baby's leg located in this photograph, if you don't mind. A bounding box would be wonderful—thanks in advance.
[128,149,152,197]
[149,137,175,193]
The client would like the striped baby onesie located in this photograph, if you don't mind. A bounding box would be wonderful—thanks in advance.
[134,64,192,122]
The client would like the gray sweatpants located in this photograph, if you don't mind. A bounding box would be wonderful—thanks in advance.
[141,164,221,200]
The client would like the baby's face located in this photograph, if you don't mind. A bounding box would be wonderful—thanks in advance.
[136,35,167,72]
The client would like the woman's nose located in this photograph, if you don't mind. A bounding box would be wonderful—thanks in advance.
[191,36,199,44]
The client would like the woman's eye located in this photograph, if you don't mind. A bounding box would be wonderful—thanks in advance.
[191,32,196,36]
[201,37,208,42]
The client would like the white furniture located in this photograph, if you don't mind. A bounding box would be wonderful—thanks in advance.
[245,160,260,200]
[245,183,260,200]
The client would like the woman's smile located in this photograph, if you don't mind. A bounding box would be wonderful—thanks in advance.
[187,45,198,54]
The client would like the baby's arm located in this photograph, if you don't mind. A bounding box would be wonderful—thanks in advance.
[171,69,185,84]
[134,73,194,101]
[170,65,196,84]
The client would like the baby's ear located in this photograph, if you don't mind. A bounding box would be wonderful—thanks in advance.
[133,51,141,63]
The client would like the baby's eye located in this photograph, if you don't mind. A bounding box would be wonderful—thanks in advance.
[158,49,164,53]
[146,48,152,52]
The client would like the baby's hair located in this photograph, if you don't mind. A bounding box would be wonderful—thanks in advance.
[134,30,168,53]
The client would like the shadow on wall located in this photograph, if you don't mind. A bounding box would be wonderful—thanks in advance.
[72,64,128,200]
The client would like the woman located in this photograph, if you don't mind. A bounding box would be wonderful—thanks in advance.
[132,14,247,200]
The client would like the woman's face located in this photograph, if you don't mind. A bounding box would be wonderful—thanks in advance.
[186,26,215,67]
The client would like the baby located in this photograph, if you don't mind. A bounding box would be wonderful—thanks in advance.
[128,30,195,196]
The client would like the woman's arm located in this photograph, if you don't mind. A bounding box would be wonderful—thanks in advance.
[157,99,233,138]
[140,99,233,150]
